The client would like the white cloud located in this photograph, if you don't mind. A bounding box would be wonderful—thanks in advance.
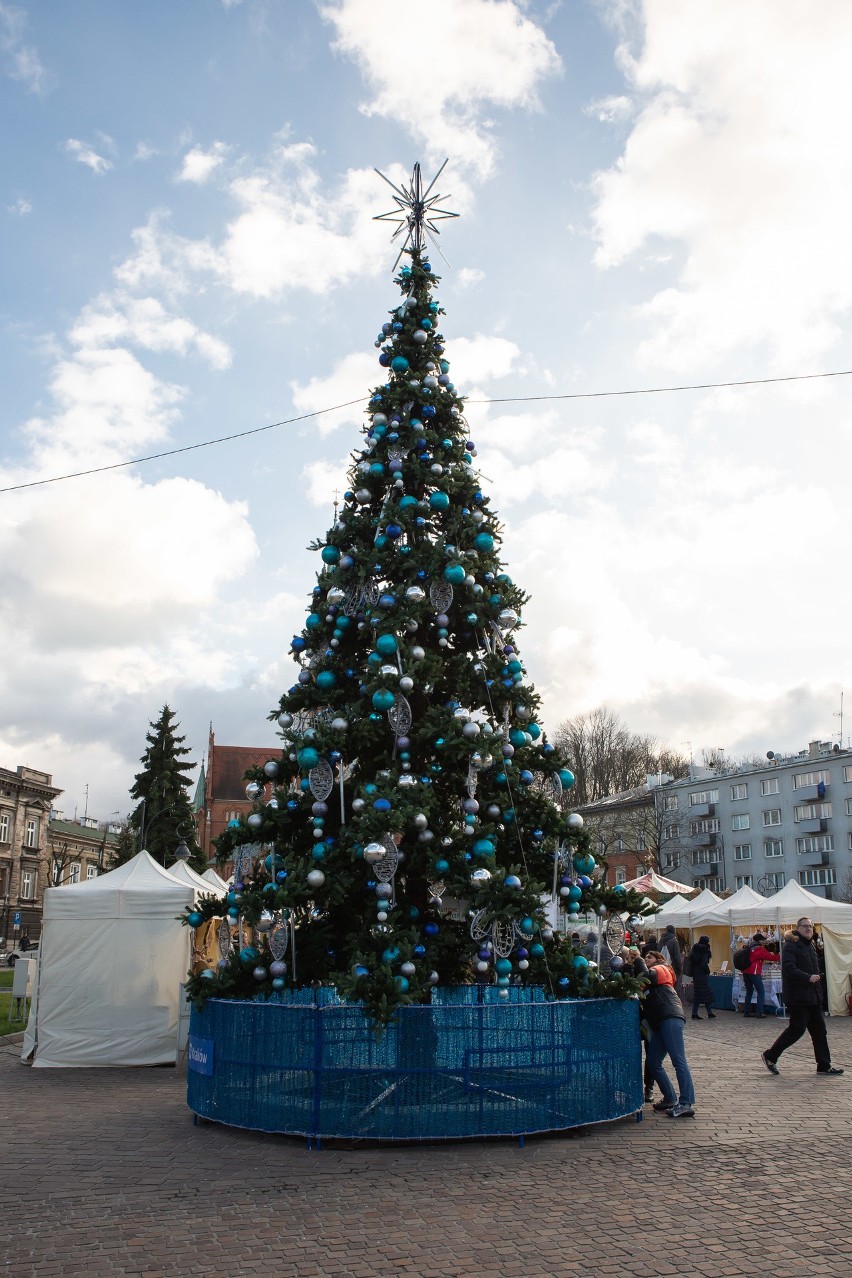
[291,351,376,436]
[177,141,230,184]
[301,457,351,507]
[445,334,522,383]
[7,196,31,215]
[584,94,633,123]
[456,267,485,290]
[320,0,561,178]
[134,141,158,162]
[65,137,112,175]
[592,0,852,372]
[0,2,51,94]
[70,294,231,370]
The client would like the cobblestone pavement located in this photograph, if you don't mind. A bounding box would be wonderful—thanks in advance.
[2,1013,851,1277]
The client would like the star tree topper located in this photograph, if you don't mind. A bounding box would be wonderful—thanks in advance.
[373,159,460,267]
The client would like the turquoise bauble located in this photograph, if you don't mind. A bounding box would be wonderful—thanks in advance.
[396,976,410,992]
[573,854,596,875]
[272,978,285,990]
[530,942,545,958]
[391,355,409,372]
[429,491,450,511]
[444,563,465,584]
[382,947,400,963]
[316,670,336,690]
[519,917,535,935]
[568,885,582,901]
[494,957,512,977]
[239,946,260,966]
[321,545,340,564]
[372,689,396,711]
[473,532,494,553]
[297,746,320,769]
[572,955,590,970]
[559,768,576,789]
[509,728,526,747]
[434,859,450,874]
[472,838,495,858]
[369,462,384,477]
[187,911,203,928]
[376,633,398,655]
[527,722,541,739]
[305,613,322,630]
[399,494,418,510]
[568,901,581,914]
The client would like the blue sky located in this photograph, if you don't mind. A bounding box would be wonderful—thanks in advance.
[3,0,852,822]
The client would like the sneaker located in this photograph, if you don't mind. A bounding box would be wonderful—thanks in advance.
[667,1103,695,1118]
[644,1091,654,1103]
[707,1012,716,1019]
[816,1066,844,1075]
[762,1052,779,1075]
[653,1098,676,1112]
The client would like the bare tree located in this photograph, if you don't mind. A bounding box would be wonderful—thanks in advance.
[553,706,689,807]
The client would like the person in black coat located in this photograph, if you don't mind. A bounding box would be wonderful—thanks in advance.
[762,917,843,1076]
[689,935,716,1020]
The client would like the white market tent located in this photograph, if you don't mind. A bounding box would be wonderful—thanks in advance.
[693,880,852,1016]
[202,867,230,892]
[691,883,768,926]
[620,870,697,895]
[170,859,227,897]
[651,888,722,928]
[23,852,197,1068]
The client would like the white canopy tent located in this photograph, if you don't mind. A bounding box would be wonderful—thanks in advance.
[620,870,697,895]
[650,888,722,928]
[170,859,226,897]
[692,881,852,1016]
[23,852,197,1068]
[202,867,230,892]
[691,883,770,926]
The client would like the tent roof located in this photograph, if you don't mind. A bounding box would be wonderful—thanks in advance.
[620,870,697,895]
[168,859,225,896]
[201,867,229,892]
[651,887,721,927]
[692,884,765,925]
[725,878,852,927]
[43,850,194,920]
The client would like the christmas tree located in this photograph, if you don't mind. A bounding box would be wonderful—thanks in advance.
[130,704,202,871]
[185,164,646,1024]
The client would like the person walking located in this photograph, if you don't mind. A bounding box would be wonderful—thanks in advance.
[689,935,716,1020]
[632,949,696,1118]
[743,932,779,1018]
[660,923,684,997]
[761,917,844,1077]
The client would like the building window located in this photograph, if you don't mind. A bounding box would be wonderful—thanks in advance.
[764,839,783,857]
[731,814,751,831]
[25,818,38,848]
[614,866,626,885]
[0,812,9,843]
[68,863,81,884]
[637,831,646,851]
[689,818,720,836]
[734,844,752,860]
[735,875,753,889]
[763,871,786,890]
[664,795,679,812]
[846,797,852,817]
[793,802,832,822]
[761,777,780,796]
[792,770,829,790]
[663,823,680,841]
[799,868,836,887]
[795,834,834,854]
[21,870,36,899]
[692,849,714,866]
[730,783,748,800]
[689,789,719,805]
[762,809,782,826]
[695,876,723,892]
[86,864,98,880]
[844,765,852,783]
[614,834,625,852]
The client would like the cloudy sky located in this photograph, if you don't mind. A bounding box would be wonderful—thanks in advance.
[2,0,852,823]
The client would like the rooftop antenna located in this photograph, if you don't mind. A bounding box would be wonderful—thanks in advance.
[834,691,844,748]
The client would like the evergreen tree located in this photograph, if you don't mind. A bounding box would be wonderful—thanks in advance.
[130,706,202,871]
[185,238,646,1023]
[106,816,139,870]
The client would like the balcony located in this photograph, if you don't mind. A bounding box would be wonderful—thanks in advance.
[690,803,714,817]
[693,862,719,877]
[798,849,832,867]
[797,818,828,835]
[795,784,829,803]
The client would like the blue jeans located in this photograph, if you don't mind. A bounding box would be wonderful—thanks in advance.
[647,1017,695,1106]
[743,971,764,1015]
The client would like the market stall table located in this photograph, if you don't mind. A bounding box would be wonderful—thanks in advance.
[731,970,785,1015]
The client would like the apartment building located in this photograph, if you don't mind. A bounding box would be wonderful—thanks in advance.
[655,740,852,899]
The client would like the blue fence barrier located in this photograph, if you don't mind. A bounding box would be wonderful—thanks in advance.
[187,990,642,1142]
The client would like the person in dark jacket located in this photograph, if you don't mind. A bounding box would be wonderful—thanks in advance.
[689,935,716,1020]
[762,918,844,1076]
[659,925,682,977]
[632,950,696,1118]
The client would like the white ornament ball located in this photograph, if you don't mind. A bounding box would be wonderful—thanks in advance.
[429,971,439,984]
[567,813,584,831]
[277,712,294,730]
[399,676,414,693]
[331,717,349,732]
[518,959,530,971]
[411,646,426,661]
[413,813,428,829]
[352,798,366,814]
[247,813,263,829]
[476,960,490,973]
[306,869,326,888]
[377,911,388,922]
[462,721,480,739]
[400,961,416,977]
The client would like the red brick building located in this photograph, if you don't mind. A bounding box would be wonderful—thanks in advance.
[193,728,279,867]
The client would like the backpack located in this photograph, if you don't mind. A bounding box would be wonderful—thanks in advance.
[733,945,753,972]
